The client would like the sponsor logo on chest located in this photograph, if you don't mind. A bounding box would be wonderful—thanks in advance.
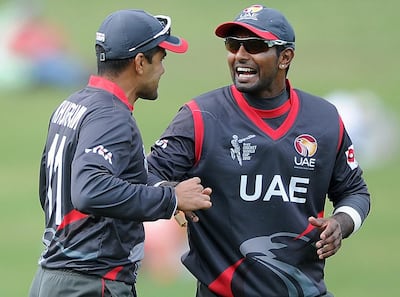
[293,134,318,170]
[228,133,318,203]
[228,133,319,170]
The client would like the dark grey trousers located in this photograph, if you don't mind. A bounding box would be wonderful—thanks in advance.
[196,281,334,297]
[29,266,136,297]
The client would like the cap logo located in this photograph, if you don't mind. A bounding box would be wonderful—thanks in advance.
[237,4,263,21]
[96,32,105,42]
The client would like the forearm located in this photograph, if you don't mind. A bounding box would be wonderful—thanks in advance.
[71,170,176,221]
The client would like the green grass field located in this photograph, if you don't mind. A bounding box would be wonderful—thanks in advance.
[1,0,399,296]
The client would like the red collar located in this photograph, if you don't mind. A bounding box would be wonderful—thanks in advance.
[252,99,291,119]
[230,79,299,140]
[88,75,133,111]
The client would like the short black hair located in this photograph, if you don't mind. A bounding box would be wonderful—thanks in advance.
[95,45,161,76]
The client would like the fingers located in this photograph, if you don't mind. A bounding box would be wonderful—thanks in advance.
[202,187,212,195]
[174,211,199,227]
[193,187,212,209]
[315,235,342,259]
[311,216,343,259]
[308,216,324,228]
[194,195,212,211]
[187,176,201,184]
[175,177,212,210]
[187,178,213,198]
[201,189,212,206]
[185,211,199,223]
[180,177,205,193]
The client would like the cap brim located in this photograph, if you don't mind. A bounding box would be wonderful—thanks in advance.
[215,22,279,40]
[159,35,188,53]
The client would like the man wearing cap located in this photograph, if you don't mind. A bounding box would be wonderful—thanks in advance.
[28,9,212,297]
[147,4,370,297]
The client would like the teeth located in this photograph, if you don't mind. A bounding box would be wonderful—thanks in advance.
[237,67,253,73]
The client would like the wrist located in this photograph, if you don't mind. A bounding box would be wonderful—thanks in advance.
[332,212,354,238]
[159,181,179,187]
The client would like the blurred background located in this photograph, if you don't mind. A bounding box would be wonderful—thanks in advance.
[0,0,398,296]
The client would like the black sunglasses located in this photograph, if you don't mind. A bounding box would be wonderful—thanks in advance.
[224,37,294,54]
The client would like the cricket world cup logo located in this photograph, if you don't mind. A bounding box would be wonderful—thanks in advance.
[230,134,256,166]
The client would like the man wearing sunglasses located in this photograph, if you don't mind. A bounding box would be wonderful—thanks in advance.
[147,4,370,297]
[28,9,212,297]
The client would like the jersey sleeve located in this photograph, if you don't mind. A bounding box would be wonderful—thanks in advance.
[71,106,176,221]
[147,105,195,185]
[328,126,371,234]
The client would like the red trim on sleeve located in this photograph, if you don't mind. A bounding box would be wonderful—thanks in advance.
[337,117,344,153]
[57,209,89,231]
[88,75,133,111]
[185,100,204,166]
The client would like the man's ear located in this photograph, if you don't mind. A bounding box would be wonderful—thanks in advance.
[134,53,146,74]
[279,48,295,67]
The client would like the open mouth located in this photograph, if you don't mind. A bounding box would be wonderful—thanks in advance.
[236,67,257,78]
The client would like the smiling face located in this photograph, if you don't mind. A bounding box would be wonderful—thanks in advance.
[226,28,293,98]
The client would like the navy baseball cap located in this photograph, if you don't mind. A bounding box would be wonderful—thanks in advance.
[96,9,188,61]
[215,5,295,47]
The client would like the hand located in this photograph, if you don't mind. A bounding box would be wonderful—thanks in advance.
[180,187,212,223]
[175,177,212,220]
[308,216,343,260]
